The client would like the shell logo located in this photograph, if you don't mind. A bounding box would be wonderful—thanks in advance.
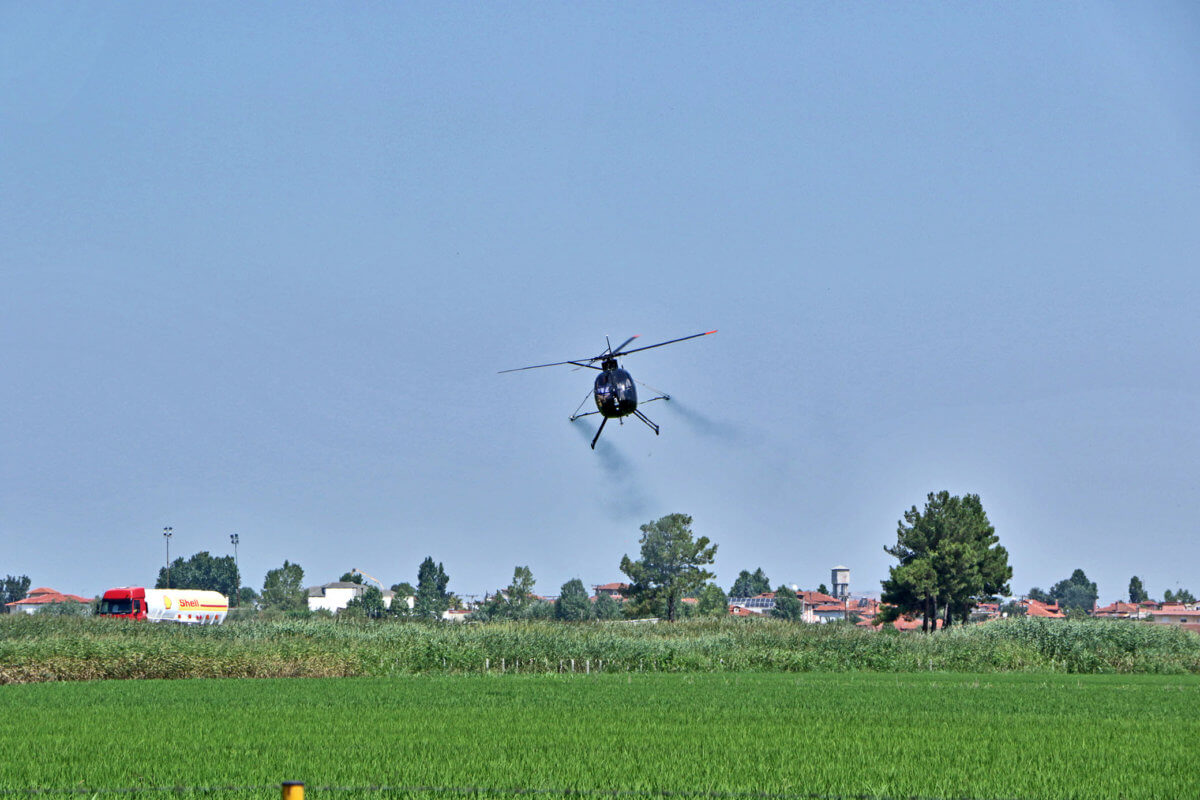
[164,596,172,609]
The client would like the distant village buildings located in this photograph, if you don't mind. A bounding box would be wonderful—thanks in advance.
[306,581,403,613]
[4,587,90,614]
[14,560,1181,632]
[1149,605,1200,632]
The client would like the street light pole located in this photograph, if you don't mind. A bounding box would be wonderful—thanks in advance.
[230,533,239,608]
[163,527,174,587]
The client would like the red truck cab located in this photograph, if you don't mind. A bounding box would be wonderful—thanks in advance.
[98,587,147,619]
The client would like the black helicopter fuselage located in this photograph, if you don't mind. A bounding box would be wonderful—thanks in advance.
[593,359,637,419]
[499,328,716,449]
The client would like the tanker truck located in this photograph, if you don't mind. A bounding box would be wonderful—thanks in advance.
[97,587,228,624]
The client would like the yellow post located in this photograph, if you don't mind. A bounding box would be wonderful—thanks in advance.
[282,783,304,800]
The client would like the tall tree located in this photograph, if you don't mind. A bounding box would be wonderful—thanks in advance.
[556,578,592,621]
[475,567,537,621]
[750,568,771,595]
[339,571,364,584]
[771,585,804,621]
[155,551,239,596]
[1,575,31,612]
[619,513,718,622]
[506,566,536,612]
[389,581,417,617]
[1027,586,1053,604]
[593,590,622,620]
[390,581,416,597]
[261,560,306,612]
[1128,576,1147,604]
[414,557,451,620]
[237,587,259,608]
[1049,569,1098,613]
[1164,588,1196,604]
[730,568,771,597]
[345,585,385,619]
[880,491,1012,631]
[880,558,938,630]
[695,583,729,617]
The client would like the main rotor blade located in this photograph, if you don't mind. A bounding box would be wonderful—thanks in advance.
[610,335,639,355]
[616,329,717,357]
[498,359,599,374]
[500,330,712,373]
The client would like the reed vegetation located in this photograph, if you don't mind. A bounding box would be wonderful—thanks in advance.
[2,614,1197,683]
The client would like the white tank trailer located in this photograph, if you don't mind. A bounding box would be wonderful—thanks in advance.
[98,587,229,624]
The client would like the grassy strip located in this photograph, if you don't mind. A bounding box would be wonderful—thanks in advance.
[2,615,1199,683]
[1,673,1197,799]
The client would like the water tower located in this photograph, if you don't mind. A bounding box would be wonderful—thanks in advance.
[831,566,850,599]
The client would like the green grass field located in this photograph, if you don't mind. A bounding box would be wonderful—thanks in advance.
[2,672,1197,800]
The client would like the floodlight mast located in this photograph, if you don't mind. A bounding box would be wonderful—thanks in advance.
[162,527,173,587]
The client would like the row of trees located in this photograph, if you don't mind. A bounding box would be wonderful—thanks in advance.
[161,543,1199,622]
[250,557,455,620]
[1023,571,1195,613]
[155,552,240,598]
[470,571,628,622]
[4,495,1192,624]
[345,511,832,625]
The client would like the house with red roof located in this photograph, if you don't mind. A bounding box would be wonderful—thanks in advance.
[727,591,777,616]
[1093,601,1149,620]
[797,590,839,606]
[1150,605,1200,632]
[847,596,880,619]
[5,587,91,615]
[1021,598,1066,618]
[812,602,849,623]
[968,602,1002,622]
[856,614,943,632]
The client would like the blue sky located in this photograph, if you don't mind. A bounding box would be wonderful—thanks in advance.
[3,3,1198,604]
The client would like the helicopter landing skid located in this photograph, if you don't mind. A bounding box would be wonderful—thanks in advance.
[569,395,667,449]
[591,417,607,449]
[633,409,659,436]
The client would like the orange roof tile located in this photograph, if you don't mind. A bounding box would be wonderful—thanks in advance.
[6,589,90,606]
[1023,599,1066,618]
[1152,608,1200,618]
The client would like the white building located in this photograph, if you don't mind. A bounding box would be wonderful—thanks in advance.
[5,587,91,614]
[1149,606,1200,627]
[306,581,401,613]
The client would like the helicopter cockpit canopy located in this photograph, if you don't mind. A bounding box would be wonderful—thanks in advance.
[594,368,638,417]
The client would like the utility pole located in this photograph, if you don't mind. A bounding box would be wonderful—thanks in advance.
[163,527,174,587]
[230,533,240,608]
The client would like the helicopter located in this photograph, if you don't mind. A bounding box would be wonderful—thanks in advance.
[500,330,717,449]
